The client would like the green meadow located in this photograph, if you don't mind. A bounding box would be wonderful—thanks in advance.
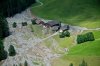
[67,30,100,56]
[51,56,100,66]
[30,0,100,66]
[31,0,100,28]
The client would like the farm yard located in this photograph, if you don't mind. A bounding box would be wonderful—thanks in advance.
[0,0,100,66]
[3,13,100,66]
[30,0,100,66]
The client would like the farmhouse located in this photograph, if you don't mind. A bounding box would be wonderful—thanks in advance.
[44,20,61,27]
[52,26,60,31]
[35,19,45,25]
[44,20,61,31]
[60,25,69,32]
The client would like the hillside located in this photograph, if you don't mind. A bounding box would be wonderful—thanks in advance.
[68,30,100,56]
[68,40,100,56]
[0,0,35,17]
[0,0,100,66]
[31,0,100,28]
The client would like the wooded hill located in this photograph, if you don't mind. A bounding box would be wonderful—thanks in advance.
[0,0,36,61]
[0,0,36,17]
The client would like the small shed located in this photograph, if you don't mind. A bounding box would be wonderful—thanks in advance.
[52,26,60,31]
[60,25,69,31]
[44,20,61,27]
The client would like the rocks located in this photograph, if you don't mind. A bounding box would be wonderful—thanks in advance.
[3,6,64,66]
[3,12,60,66]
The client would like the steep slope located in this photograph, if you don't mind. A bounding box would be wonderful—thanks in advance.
[31,0,100,28]
[0,0,35,17]
[68,40,100,56]
[68,31,100,56]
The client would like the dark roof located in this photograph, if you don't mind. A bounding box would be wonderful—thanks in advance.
[39,21,45,24]
[61,25,69,31]
[52,26,60,31]
[46,20,61,27]
[43,23,50,28]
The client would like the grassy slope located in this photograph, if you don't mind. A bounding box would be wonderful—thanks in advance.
[51,56,100,66]
[29,24,46,38]
[68,40,100,56]
[31,0,100,28]
[29,25,100,66]
[53,35,74,48]
[52,31,100,66]
[68,30,100,56]
[52,30,100,56]
[83,30,100,39]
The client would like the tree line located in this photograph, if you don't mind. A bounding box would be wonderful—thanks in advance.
[0,16,9,39]
[0,0,36,61]
[0,16,16,61]
[0,0,36,17]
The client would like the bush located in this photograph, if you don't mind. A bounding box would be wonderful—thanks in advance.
[31,19,36,25]
[59,32,65,38]
[77,32,95,44]
[8,45,16,56]
[22,22,27,26]
[64,30,70,37]
[86,32,95,41]
[13,22,17,28]
[79,60,87,66]
[59,30,70,38]
[69,63,73,66]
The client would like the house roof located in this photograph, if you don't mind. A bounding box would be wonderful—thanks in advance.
[46,20,61,27]
[52,26,60,31]
[61,25,69,31]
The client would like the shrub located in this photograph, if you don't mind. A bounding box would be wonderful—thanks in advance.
[22,22,27,26]
[69,63,73,66]
[59,30,70,38]
[79,60,87,66]
[77,32,95,44]
[64,30,70,37]
[59,32,65,38]
[31,19,36,25]
[13,22,17,28]
[8,45,16,56]
[86,32,95,41]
